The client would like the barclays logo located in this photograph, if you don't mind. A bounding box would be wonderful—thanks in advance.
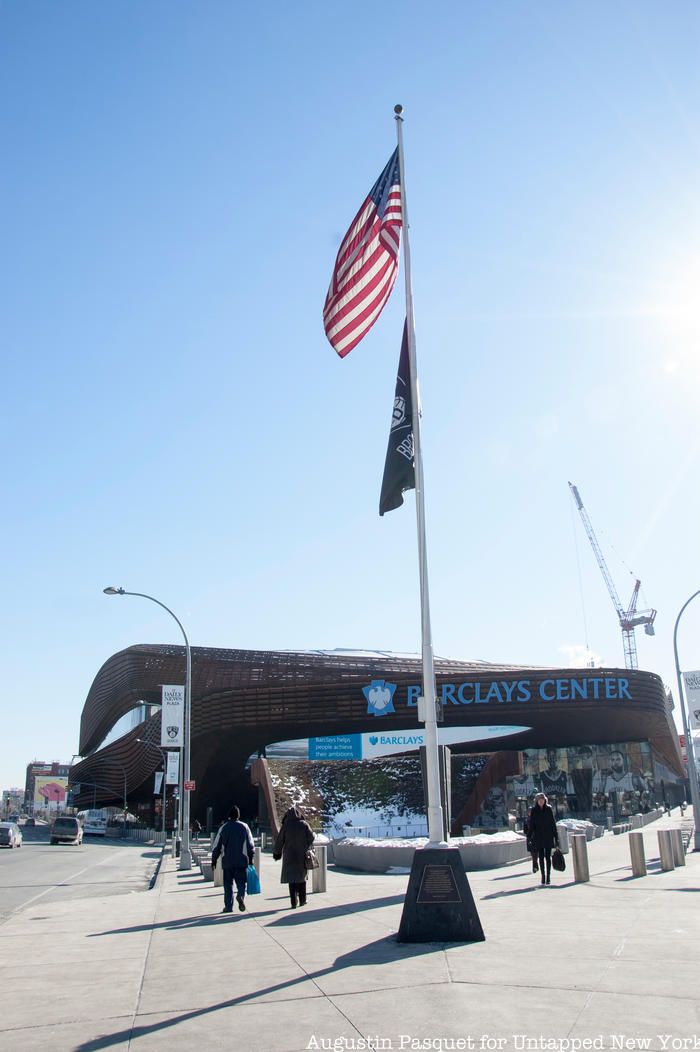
[362,680,396,717]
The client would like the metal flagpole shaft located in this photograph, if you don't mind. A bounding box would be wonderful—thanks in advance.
[394,105,446,848]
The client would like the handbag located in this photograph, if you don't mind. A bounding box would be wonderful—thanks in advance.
[246,864,261,895]
[551,847,566,872]
[213,858,223,887]
[305,848,319,870]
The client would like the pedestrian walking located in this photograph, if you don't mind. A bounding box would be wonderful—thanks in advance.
[211,805,255,914]
[528,792,559,886]
[192,818,201,841]
[522,812,538,873]
[273,805,315,908]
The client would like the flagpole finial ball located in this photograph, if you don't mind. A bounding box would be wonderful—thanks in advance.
[394,104,403,115]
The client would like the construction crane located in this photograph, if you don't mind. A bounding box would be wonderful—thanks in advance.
[568,482,656,670]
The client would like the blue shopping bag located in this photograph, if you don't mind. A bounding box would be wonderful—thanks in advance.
[246,864,261,894]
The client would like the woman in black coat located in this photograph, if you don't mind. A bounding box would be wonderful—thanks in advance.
[528,792,559,885]
[273,806,315,908]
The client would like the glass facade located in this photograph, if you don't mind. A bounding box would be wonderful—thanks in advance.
[503,741,678,825]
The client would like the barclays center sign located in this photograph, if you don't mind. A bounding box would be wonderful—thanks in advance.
[362,675,634,716]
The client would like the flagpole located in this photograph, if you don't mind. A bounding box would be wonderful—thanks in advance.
[394,104,447,848]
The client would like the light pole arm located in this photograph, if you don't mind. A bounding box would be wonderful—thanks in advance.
[673,589,700,851]
[118,591,190,651]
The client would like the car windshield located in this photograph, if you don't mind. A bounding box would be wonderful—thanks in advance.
[55,819,77,828]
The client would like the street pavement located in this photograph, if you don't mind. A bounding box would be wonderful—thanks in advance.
[0,832,160,919]
[1,812,699,1052]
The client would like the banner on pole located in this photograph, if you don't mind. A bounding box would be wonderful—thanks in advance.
[161,685,185,747]
[380,320,415,515]
[154,771,164,795]
[684,671,700,730]
[165,751,180,786]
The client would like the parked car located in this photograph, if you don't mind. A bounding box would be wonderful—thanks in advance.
[0,822,23,848]
[8,814,20,824]
[50,816,83,845]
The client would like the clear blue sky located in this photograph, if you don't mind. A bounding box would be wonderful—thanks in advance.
[3,2,700,788]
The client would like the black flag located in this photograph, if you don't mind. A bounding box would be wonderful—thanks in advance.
[379,321,415,515]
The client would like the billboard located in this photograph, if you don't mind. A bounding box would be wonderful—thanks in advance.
[34,776,68,807]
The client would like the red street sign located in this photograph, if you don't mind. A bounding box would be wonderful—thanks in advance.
[184,780,196,791]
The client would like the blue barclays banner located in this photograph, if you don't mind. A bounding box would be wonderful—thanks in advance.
[309,725,529,760]
[361,676,633,716]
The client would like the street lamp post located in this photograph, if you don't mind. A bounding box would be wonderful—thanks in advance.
[673,589,700,851]
[136,738,168,841]
[103,587,193,870]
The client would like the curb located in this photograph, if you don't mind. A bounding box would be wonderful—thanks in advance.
[148,844,168,890]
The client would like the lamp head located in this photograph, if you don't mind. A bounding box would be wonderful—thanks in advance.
[103,586,125,595]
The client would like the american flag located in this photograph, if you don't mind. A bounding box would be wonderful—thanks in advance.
[323,149,402,358]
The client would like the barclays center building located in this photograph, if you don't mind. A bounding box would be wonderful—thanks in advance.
[70,645,685,831]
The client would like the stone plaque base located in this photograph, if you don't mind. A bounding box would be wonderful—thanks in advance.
[397,847,485,944]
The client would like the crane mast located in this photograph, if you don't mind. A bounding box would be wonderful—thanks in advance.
[568,482,656,670]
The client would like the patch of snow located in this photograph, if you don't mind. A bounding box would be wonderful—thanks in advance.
[335,831,524,849]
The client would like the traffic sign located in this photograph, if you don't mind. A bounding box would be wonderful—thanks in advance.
[184,780,196,791]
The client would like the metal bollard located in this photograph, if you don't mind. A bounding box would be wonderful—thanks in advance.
[670,829,685,867]
[629,831,646,877]
[260,832,267,850]
[657,829,675,871]
[556,824,570,854]
[253,845,261,875]
[311,843,327,894]
[571,834,590,882]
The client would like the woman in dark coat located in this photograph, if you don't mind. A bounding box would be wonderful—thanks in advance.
[273,806,315,908]
[528,792,559,885]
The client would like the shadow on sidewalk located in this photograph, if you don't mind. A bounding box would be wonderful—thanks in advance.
[87,893,406,937]
[74,934,457,1051]
[482,882,576,898]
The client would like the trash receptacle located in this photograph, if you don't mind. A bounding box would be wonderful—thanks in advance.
[311,843,327,894]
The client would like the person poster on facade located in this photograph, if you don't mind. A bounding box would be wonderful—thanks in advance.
[683,671,700,730]
[161,685,184,747]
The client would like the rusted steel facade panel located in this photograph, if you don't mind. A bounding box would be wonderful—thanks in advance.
[72,645,680,815]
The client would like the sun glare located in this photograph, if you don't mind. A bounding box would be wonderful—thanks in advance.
[646,256,700,377]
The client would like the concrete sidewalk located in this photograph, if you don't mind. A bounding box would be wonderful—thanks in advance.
[1,813,699,1052]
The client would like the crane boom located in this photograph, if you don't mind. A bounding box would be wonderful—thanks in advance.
[568,481,656,670]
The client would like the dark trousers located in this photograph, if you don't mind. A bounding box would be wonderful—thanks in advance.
[289,880,307,907]
[537,848,552,883]
[223,866,248,911]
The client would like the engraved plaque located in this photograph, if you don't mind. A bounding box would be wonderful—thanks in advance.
[416,864,462,904]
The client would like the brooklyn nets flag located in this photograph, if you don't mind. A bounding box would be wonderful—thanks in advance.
[379,321,415,515]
